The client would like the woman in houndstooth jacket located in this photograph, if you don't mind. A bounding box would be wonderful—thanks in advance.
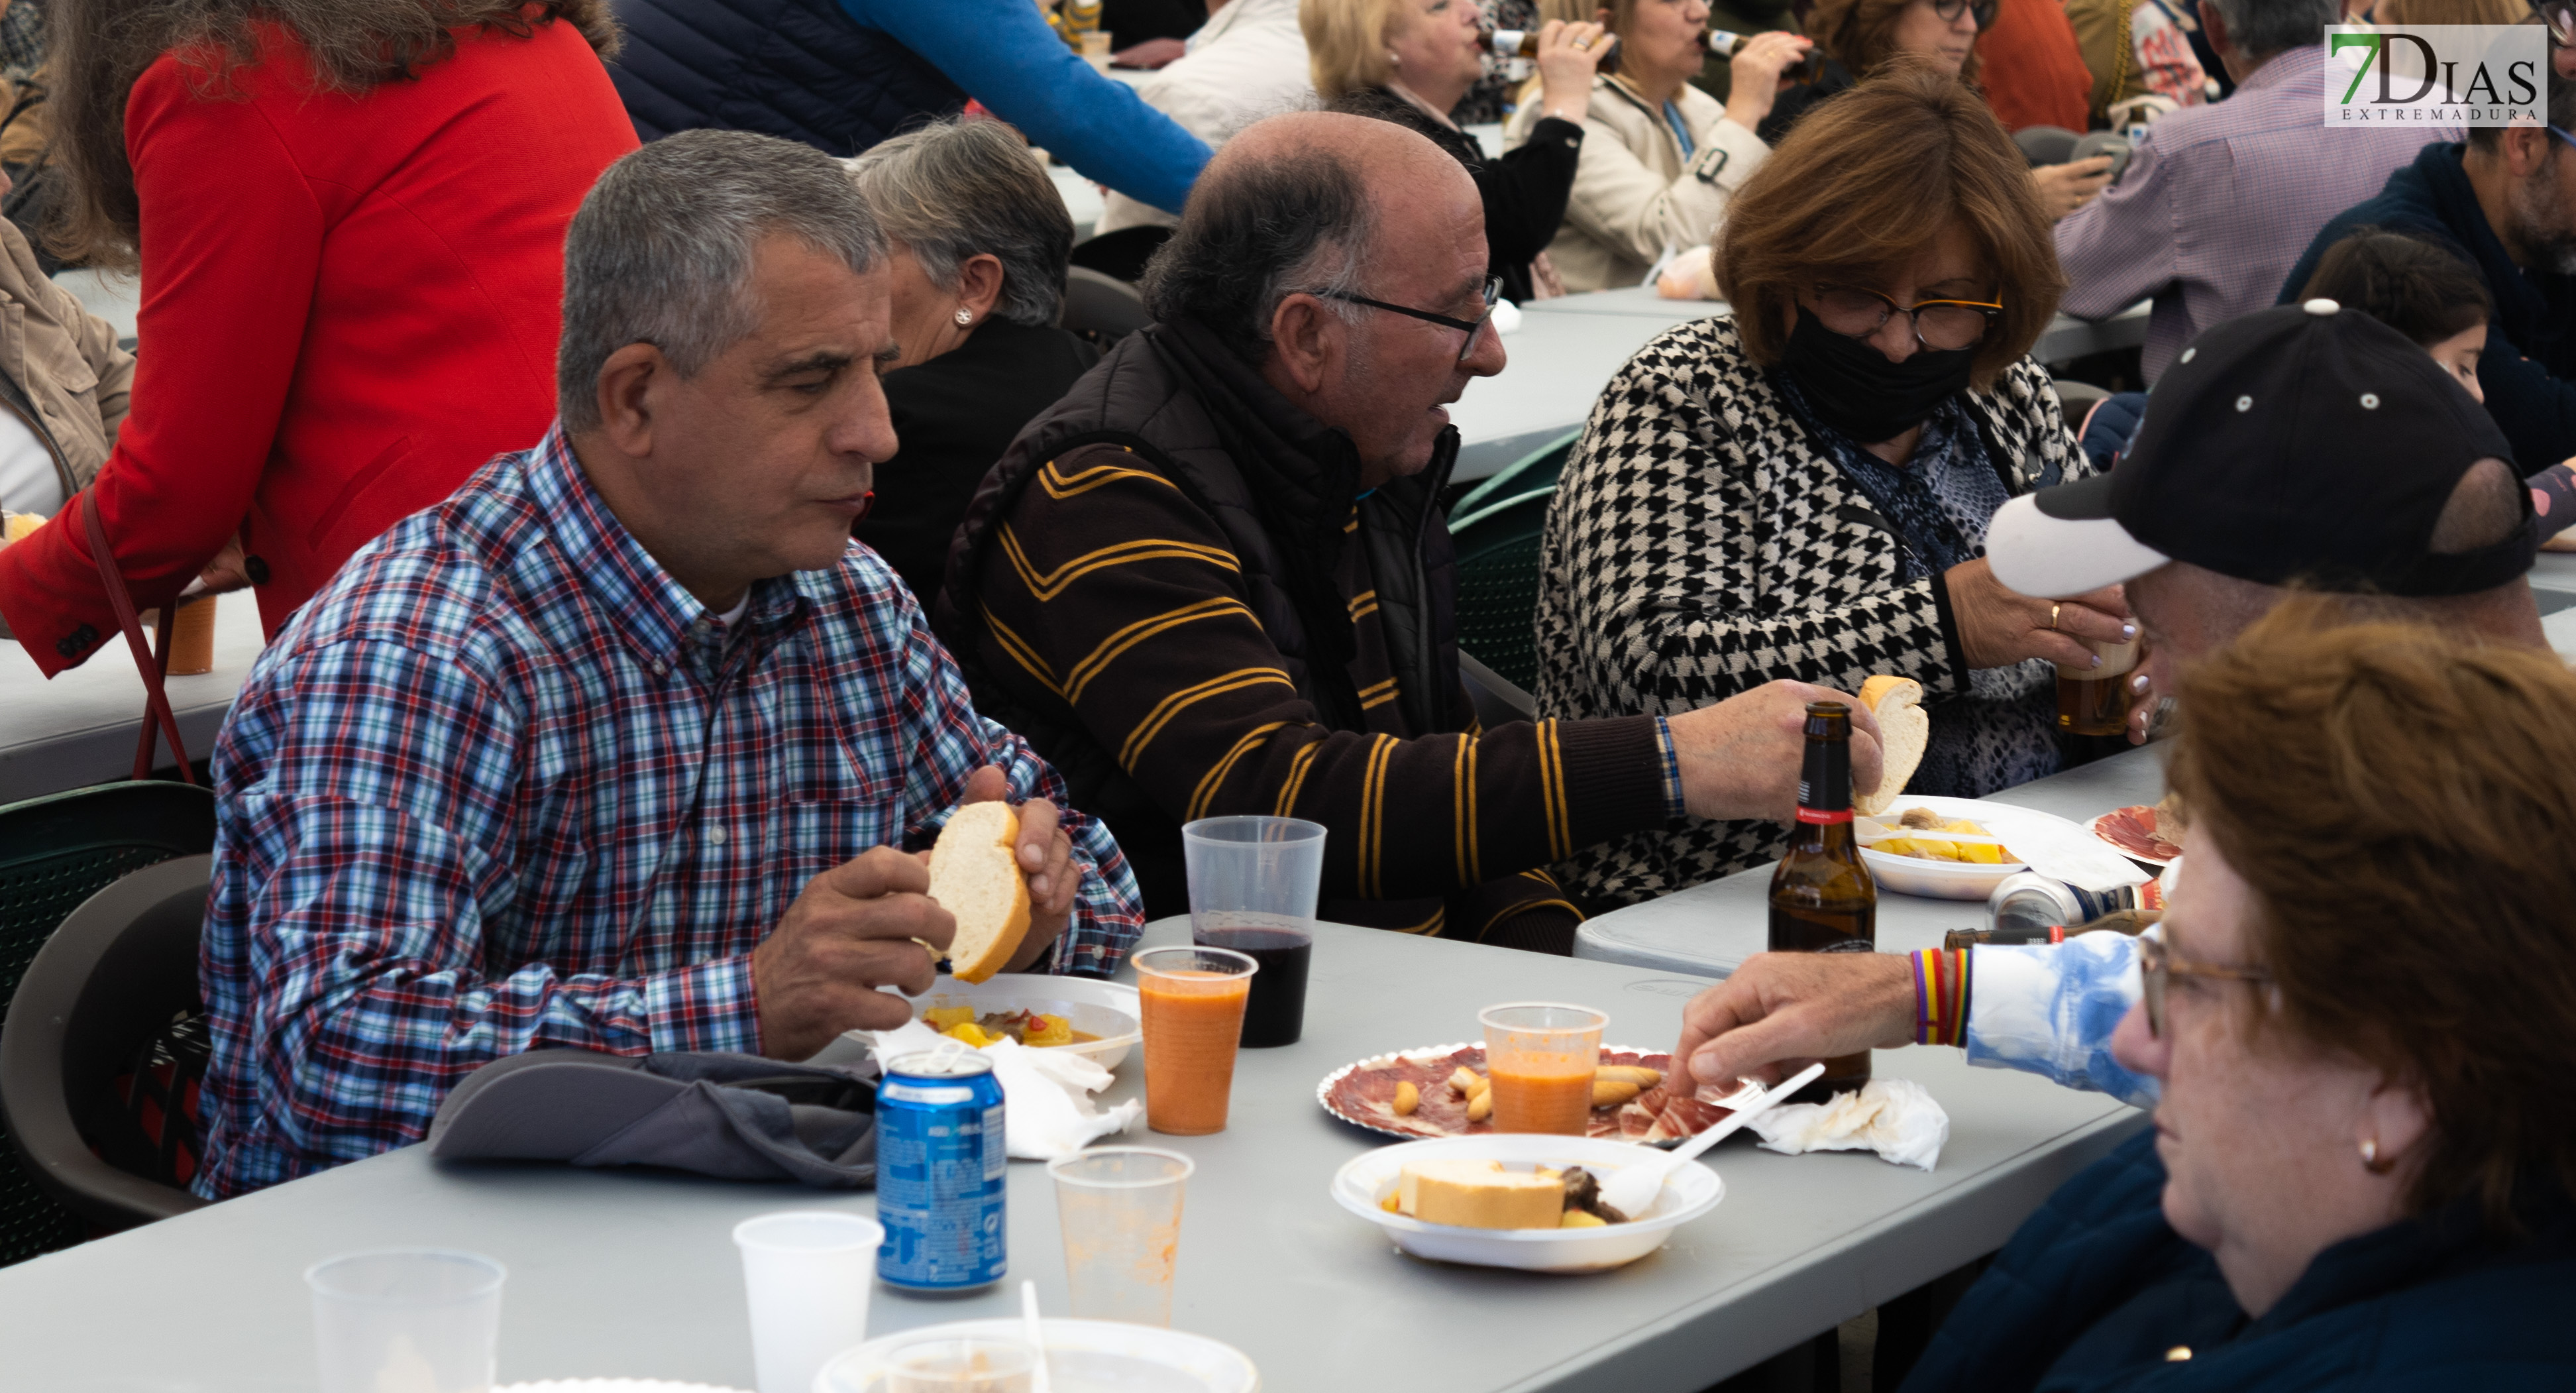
[1534,62,2133,907]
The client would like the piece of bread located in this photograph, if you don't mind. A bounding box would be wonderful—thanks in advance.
[928,802,1031,983]
[1853,675,1929,818]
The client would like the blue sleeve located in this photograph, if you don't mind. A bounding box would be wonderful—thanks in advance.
[843,0,1211,215]
[1962,933,2159,1109]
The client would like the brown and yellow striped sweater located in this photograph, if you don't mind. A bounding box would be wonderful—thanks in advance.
[939,320,1680,950]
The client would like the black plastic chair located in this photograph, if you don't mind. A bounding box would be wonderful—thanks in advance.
[1448,430,1581,696]
[1062,266,1154,344]
[1067,225,1173,284]
[0,782,213,1265]
[0,854,213,1245]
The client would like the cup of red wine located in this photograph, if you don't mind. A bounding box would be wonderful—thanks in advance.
[1179,816,1326,1048]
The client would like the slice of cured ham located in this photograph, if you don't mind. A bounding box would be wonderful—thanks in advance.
[2091,805,2183,864]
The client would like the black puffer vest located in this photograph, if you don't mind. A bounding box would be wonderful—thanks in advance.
[606,0,965,156]
[936,320,1463,897]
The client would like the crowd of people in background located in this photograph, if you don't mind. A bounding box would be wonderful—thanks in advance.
[0,0,2571,1382]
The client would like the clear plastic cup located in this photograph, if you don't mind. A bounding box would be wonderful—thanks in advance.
[305,1249,505,1393]
[1479,1002,1608,1135]
[731,1211,883,1393]
[1181,816,1325,1048]
[1048,1146,1195,1327]
[1131,946,1257,1135]
[883,1336,1039,1393]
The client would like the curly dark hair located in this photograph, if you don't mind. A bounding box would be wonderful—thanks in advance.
[48,0,618,268]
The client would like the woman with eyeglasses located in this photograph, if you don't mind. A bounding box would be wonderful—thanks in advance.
[1675,599,2576,1390]
[1767,0,2114,217]
[1533,64,2130,904]
[1305,0,1615,302]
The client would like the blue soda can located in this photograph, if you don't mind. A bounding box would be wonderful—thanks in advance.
[875,1049,1007,1294]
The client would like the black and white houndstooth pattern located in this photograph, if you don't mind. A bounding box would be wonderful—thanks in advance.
[1533,313,2092,907]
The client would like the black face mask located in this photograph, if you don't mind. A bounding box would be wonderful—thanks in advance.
[1778,306,1975,445]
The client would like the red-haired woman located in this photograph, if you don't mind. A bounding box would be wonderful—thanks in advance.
[0,0,635,673]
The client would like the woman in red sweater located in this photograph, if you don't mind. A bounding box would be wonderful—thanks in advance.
[0,0,637,673]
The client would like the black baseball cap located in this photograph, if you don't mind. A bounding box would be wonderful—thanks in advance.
[1988,300,2534,599]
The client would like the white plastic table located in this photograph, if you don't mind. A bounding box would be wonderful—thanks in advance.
[0,917,2143,1393]
[0,595,266,804]
[1452,289,2152,481]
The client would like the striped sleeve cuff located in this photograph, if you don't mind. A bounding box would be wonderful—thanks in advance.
[1911,948,1972,1047]
[1650,715,1685,821]
[643,953,764,1056]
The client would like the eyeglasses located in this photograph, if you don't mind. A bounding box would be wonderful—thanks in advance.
[2540,0,2571,49]
[1810,284,2003,352]
[2137,932,2274,1040]
[1310,274,1504,364]
[2554,125,2576,156]
[1929,0,2000,29]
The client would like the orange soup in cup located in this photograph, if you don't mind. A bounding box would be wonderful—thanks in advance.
[1132,947,1258,1135]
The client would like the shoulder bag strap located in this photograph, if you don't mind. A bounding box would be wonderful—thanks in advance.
[80,489,193,783]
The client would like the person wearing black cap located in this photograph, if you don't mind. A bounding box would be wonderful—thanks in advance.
[1658,298,2548,1116]
[1987,297,2546,744]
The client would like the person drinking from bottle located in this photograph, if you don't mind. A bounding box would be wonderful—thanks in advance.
[1502,0,1813,292]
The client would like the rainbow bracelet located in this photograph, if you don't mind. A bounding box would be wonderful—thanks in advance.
[1912,948,1972,1048]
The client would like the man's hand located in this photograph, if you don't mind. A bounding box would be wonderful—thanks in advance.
[951,765,1080,974]
[1674,952,1918,1095]
[196,531,254,594]
[1947,559,2130,671]
[2031,156,2114,219]
[1666,680,1885,822]
[753,846,953,1060]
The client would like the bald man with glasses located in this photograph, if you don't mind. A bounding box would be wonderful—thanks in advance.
[937,112,1879,950]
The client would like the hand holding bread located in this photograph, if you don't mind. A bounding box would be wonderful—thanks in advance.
[1666,679,1884,823]
[934,764,1080,981]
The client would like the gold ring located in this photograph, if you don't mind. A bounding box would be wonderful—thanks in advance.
[2049,602,2062,630]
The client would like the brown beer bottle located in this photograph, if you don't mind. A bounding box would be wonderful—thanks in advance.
[1767,702,1877,1103]
[1483,28,1623,74]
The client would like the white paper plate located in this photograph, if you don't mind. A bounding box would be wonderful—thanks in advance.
[1330,1133,1724,1273]
[814,1317,1258,1393]
[498,1382,750,1393]
[904,974,1142,1071]
[1857,795,2082,900]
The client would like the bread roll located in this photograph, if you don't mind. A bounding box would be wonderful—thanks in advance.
[1853,675,1928,817]
[928,801,1032,983]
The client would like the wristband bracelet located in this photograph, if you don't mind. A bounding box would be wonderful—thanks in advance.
[1911,948,1971,1048]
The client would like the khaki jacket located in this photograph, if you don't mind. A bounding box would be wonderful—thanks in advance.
[0,212,134,503]
[1506,76,1769,294]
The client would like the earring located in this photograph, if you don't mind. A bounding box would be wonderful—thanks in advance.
[954,309,973,327]
[2359,1138,2397,1175]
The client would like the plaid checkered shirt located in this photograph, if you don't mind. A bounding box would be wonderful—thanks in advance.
[195,427,1144,1199]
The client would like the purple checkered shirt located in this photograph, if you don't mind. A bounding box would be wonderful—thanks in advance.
[2055,45,2453,384]
[196,427,1144,1199]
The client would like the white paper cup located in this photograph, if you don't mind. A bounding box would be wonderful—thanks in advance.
[733,1211,883,1393]
[305,1249,505,1393]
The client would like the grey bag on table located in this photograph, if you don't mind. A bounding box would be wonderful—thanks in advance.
[426,1049,879,1188]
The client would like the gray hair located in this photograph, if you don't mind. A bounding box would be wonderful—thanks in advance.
[845,118,1074,328]
[558,131,887,433]
[2198,0,2339,61]
[1139,143,1375,364]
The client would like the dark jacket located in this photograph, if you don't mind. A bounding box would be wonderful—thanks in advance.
[1755,59,1855,146]
[2279,141,2576,473]
[856,319,1098,607]
[1904,1129,2576,1393]
[1335,87,1583,306]
[936,318,1666,940]
[607,0,963,156]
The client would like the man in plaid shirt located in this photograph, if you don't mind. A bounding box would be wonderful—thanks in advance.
[193,131,1144,1199]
